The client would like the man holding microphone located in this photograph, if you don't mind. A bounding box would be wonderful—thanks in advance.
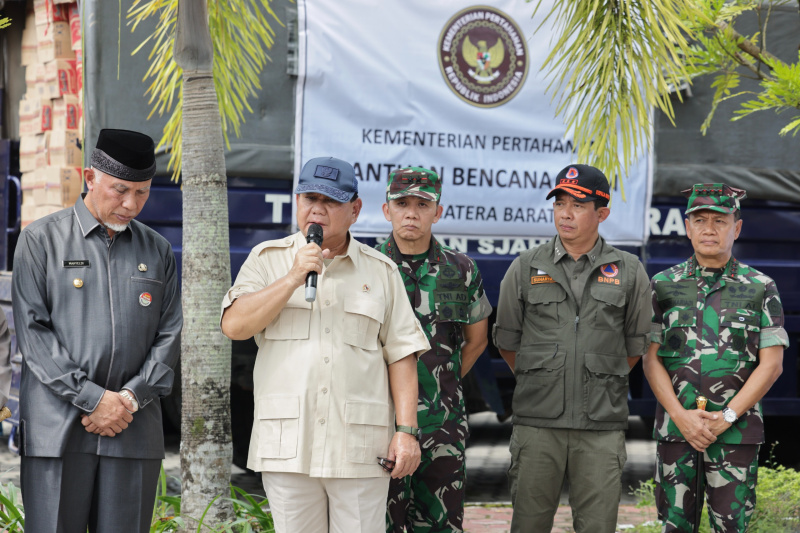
[221,156,430,533]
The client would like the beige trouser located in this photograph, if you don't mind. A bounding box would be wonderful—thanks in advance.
[508,425,627,533]
[262,471,390,533]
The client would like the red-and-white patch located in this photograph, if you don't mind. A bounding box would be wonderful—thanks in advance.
[139,292,152,307]
[600,263,619,278]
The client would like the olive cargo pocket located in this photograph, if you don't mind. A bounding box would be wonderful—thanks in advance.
[513,344,566,419]
[585,353,629,422]
[256,396,300,459]
[345,401,391,463]
[343,296,384,350]
[264,292,312,340]
[590,284,626,331]
[527,285,568,330]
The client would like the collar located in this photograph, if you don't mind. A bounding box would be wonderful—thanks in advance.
[684,254,740,280]
[553,235,604,265]
[383,233,445,265]
[74,194,103,238]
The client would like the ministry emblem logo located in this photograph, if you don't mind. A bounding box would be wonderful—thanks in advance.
[438,6,529,108]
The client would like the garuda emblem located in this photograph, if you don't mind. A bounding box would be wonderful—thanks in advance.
[462,37,504,83]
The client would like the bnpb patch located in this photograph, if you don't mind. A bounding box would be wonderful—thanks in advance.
[566,167,579,179]
[600,263,619,278]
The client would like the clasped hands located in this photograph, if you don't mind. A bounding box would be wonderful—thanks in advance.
[80,390,137,437]
[674,408,731,452]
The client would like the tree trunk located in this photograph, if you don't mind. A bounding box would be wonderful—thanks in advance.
[175,0,233,528]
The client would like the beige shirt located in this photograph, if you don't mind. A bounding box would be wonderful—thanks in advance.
[222,231,430,477]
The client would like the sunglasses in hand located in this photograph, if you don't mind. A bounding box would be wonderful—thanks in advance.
[377,456,396,472]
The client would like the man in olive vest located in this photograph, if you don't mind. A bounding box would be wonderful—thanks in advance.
[494,164,651,533]
[643,184,788,532]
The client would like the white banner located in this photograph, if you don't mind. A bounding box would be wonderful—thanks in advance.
[295,0,652,245]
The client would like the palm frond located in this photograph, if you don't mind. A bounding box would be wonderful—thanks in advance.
[128,0,282,181]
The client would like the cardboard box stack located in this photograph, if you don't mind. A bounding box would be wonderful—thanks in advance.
[19,0,83,228]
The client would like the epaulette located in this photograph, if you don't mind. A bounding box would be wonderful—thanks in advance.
[358,243,397,269]
[252,235,296,255]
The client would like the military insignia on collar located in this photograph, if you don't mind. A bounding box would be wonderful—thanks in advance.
[600,263,619,278]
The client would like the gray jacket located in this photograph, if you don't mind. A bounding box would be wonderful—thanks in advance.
[12,197,182,458]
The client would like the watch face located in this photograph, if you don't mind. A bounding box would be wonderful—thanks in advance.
[724,409,736,423]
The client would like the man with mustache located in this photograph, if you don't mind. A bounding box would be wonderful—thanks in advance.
[494,163,651,533]
[221,157,430,533]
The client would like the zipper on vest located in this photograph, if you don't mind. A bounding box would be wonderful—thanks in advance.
[574,315,579,331]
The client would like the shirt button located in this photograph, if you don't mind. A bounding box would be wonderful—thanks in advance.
[319,418,325,424]
[325,327,330,333]
[322,387,328,394]
[324,357,330,363]
[325,300,330,306]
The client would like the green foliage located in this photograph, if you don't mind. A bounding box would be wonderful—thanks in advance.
[631,465,800,533]
[127,0,282,181]
[0,468,273,533]
[0,482,24,532]
[681,0,800,136]
[532,0,699,198]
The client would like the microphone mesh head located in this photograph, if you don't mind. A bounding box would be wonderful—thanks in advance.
[307,223,323,243]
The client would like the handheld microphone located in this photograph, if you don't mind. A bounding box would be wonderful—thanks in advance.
[305,223,323,302]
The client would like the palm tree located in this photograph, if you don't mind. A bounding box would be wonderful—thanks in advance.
[128,0,280,527]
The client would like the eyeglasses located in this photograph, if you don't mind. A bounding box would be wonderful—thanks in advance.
[376,456,395,472]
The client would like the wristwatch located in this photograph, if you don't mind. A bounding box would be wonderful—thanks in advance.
[119,389,139,413]
[396,425,420,440]
[722,406,738,424]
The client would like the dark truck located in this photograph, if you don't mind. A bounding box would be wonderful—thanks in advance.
[0,1,798,466]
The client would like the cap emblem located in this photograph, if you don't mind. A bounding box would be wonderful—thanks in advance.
[313,165,339,180]
[566,167,579,179]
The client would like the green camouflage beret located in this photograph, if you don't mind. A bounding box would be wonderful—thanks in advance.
[682,183,747,215]
[387,167,441,202]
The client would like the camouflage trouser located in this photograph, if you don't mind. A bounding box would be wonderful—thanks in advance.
[655,441,759,533]
[386,440,466,533]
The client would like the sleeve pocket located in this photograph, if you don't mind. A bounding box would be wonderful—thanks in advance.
[585,353,629,422]
[256,396,300,459]
[343,296,384,351]
[345,401,390,464]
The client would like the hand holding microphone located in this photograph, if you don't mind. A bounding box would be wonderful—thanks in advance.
[305,223,324,302]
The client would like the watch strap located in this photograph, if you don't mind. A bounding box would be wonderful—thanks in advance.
[396,425,420,439]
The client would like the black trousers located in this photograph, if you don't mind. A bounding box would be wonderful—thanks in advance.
[21,453,161,533]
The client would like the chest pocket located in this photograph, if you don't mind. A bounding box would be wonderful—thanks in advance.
[590,284,626,331]
[719,310,760,362]
[343,296,385,351]
[527,284,568,330]
[264,291,311,340]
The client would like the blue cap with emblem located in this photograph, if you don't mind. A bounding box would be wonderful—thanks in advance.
[295,157,358,203]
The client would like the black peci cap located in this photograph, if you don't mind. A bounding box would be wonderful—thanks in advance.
[90,129,157,182]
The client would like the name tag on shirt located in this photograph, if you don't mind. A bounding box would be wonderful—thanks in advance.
[63,260,91,268]
[531,275,555,284]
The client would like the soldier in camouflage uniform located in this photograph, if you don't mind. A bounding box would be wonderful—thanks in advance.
[643,183,789,533]
[377,167,492,533]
